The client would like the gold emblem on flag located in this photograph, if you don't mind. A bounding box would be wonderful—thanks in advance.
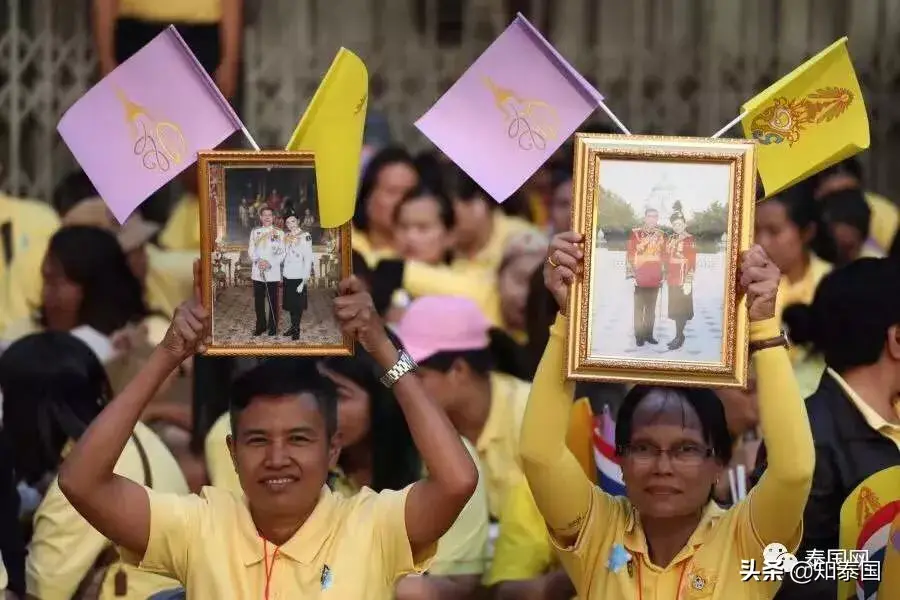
[857,486,881,526]
[115,87,187,172]
[750,87,854,146]
[483,76,559,151]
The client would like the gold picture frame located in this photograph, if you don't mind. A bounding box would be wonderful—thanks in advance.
[198,150,353,356]
[567,134,756,388]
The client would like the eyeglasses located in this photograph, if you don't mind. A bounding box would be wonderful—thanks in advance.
[621,442,714,467]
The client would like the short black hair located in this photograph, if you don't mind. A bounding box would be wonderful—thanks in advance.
[764,183,838,262]
[393,185,456,230]
[442,162,492,205]
[783,258,900,373]
[229,358,338,438]
[614,386,733,465]
[258,206,274,215]
[820,188,871,239]
[0,332,110,482]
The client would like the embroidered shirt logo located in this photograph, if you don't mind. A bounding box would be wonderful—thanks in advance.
[320,564,333,590]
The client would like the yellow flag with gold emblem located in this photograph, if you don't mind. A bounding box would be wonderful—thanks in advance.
[740,37,869,197]
[285,48,368,228]
[838,465,900,600]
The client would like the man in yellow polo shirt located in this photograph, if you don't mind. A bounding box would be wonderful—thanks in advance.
[393,295,532,520]
[55,275,478,599]
[204,411,490,593]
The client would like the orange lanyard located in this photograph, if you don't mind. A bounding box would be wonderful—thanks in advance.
[635,556,689,600]
[262,538,280,600]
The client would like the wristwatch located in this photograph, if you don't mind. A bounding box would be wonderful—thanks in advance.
[749,330,790,354]
[380,349,418,388]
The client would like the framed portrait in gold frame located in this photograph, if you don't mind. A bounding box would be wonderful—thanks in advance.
[567,134,756,388]
[198,150,352,356]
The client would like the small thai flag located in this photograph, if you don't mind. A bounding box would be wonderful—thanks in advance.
[593,405,626,496]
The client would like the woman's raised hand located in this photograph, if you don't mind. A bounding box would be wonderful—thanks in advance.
[739,245,781,322]
[543,231,584,313]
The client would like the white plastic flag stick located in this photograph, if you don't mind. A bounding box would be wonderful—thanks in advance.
[241,125,261,150]
[737,464,747,500]
[728,468,738,503]
[598,100,632,135]
[711,112,748,139]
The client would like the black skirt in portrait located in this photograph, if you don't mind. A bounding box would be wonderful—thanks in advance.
[667,284,694,321]
[283,278,309,313]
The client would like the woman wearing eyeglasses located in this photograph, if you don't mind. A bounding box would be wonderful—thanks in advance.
[520,231,814,599]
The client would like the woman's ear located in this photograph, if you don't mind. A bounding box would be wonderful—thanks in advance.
[328,431,343,469]
[887,324,900,361]
[801,222,818,246]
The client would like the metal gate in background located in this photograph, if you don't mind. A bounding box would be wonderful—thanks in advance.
[2,0,899,203]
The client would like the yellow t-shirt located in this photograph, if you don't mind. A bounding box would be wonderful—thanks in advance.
[402,261,503,328]
[117,0,221,24]
[122,484,434,598]
[145,244,197,317]
[486,398,597,587]
[0,194,60,333]
[477,372,531,519]
[864,191,899,253]
[453,212,538,275]
[204,413,490,577]
[351,226,399,269]
[158,194,201,252]
[776,253,831,399]
[27,422,189,600]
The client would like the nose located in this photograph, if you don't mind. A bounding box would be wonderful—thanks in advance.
[264,439,291,469]
[652,450,676,474]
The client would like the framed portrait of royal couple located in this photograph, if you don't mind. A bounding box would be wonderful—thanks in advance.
[197,150,352,356]
[566,134,757,388]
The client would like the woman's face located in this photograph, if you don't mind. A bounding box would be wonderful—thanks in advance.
[754,201,808,274]
[498,253,544,331]
[126,246,149,283]
[621,391,722,519]
[672,219,686,234]
[395,196,452,264]
[320,366,371,449]
[286,216,300,233]
[452,197,492,249]
[829,221,864,265]
[41,255,82,331]
[366,162,419,236]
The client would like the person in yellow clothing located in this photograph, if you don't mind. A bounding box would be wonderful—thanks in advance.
[55,272,478,599]
[0,192,60,334]
[0,332,188,600]
[812,157,898,256]
[520,231,814,599]
[352,147,420,267]
[393,295,531,520]
[755,187,831,398]
[204,346,491,598]
[158,165,203,252]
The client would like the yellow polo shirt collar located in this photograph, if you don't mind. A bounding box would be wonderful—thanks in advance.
[236,486,337,567]
[827,368,900,450]
[623,501,724,562]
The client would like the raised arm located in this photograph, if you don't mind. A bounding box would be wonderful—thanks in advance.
[740,246,814,547]
[333,278,478,559]
[519,232,596,547]
[57,262,209,558]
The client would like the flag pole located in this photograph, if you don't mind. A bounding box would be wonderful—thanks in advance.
[241,125,261,151]
[598,100,632,135]
[711,112,747,139]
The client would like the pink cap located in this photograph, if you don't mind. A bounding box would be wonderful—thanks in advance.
[394,296,491,363]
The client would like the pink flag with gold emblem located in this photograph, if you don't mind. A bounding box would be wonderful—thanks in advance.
[58,26,243,223]
[415,13,604,202]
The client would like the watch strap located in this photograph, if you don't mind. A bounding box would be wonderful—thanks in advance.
[380,349,417,388]
[749,334,789,354]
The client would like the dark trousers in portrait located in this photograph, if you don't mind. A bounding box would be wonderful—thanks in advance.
[253,280,279,334]
[282,278,308,337]
[633,285,659,344]
[667,285,694,346]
